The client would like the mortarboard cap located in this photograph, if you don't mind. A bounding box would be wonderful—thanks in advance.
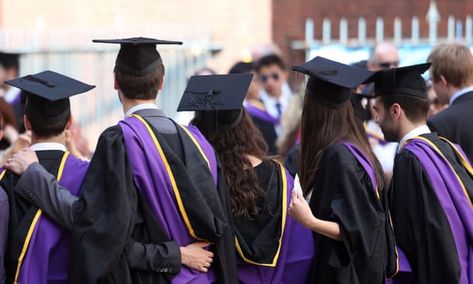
[177,73,253,112]
[370,63,431,98]
[293,57,374,108]
[5,70,95,123]
[93,37,182,76]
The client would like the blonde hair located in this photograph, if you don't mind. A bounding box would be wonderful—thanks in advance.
[428,42,473,88]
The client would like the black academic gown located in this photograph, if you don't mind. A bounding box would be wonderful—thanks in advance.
[2,150,66,283]
[389,133,473,284]
[232,160,283,262]
[428,91,473,162]
[68,109,237,284]
[308,143,397,284]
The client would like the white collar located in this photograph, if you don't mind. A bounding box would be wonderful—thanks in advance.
[398,125,431,152]
[30,142,67,152]
[450,86,473,105]
[4,87,21,104]
[125,103,159,117]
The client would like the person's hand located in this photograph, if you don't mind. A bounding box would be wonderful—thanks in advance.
[4,148,39,175]
[289,186,316,229]
[180,242,214,272]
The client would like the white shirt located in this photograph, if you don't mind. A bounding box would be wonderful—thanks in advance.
[398,125,431,152]
[259,82,292,136]
[30,142,67,152]
[124,103,159,118]
[450,86,473,105]
[4,87,20,104]
[259,83,292,119]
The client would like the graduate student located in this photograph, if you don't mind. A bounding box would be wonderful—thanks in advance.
[371,63,473,284]
[288,57,398,284]
[0,71,93,284]
[178,73,315,284]
[4,37,238,284]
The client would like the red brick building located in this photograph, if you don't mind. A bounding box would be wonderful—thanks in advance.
[272,0,473,67]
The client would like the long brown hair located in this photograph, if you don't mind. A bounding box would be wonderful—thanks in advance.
[194,109,269,218]
[299,96,384,196]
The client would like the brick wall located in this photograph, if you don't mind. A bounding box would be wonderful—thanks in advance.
[273,0,473,67]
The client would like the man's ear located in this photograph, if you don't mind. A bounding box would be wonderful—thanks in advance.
[24,115,32,131]
[391,103,402,120]
[439,75,448,87]
[158,76,165,91]
[114,75,119,91]
[65,116,73,130]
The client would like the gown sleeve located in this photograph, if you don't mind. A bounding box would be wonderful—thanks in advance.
[310,145,386,284]
[68,126,137,284]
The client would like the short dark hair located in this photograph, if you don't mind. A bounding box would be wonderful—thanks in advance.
[115,64,165,100]
[254,54,285,72]
[380,95,429,123]
[25,100,71,138]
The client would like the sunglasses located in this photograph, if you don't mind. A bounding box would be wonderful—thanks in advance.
[377,61,400,69]
[260,73,280,83]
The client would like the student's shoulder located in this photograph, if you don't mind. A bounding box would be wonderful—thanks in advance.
[322,142,356,163]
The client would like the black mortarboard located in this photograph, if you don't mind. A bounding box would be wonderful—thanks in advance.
[293,57,374,109]
[5,70,95,123]
[93,37,183,76]
[370,63,431,98]
[177,73,253,112]
[0,52,20,70]
[178,73,253,137]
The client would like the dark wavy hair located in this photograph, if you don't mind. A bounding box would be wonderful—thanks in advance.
[193,109,269,218]
[300,95,384,196]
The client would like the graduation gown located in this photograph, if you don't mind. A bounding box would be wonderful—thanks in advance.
[69,112,238,284]
[233,160,314,284]
[308,142,397,284]
[1,150,88,284]
[390,133,473,284]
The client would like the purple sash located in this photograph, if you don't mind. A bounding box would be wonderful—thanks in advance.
[341,141,378,191]
[404,138,473,284]
[237,166,315,284]
[119,115,218,283]
[16,153,89,284]
[244,101,279,125]
[180,124,217,185]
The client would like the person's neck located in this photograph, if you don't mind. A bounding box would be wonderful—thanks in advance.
[398,120,427,142]
[447,85,471,99]
[122,98,156,115]
[31,133,66,146]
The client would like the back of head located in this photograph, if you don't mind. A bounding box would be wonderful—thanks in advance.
[24,92,71,138]
[192,109,269,218]
[300,95,381,193]
[94,37,182,100]
[428,42,473,88]
[115,65,165,100]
